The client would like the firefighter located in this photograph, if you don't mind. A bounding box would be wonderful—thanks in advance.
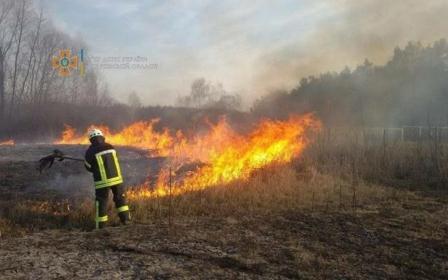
[84,128,130,229]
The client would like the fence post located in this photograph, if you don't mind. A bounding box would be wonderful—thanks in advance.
[168,166,172,227]
[382,128,386,166]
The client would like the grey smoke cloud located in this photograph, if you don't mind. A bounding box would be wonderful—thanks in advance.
[42,0,448,107]
[253,0,448,95]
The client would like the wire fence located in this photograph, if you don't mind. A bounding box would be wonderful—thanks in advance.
[318,126,448,145]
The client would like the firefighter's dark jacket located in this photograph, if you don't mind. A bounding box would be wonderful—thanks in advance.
[84,140,123,189]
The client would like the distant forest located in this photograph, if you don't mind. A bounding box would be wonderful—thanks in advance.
[253,39,448,127]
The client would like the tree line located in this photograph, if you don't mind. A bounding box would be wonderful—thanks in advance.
[252,39,448,127]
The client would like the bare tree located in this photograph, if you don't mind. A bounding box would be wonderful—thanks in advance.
[128,91,142,108]
[9,0,28,117]
[177,78,241,110]
[98,84,115,107]
[190,78,210,108]
[0,0,17,119]
[18,9,43,105]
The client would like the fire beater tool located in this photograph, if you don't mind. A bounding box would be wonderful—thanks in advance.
[38,149,84,173]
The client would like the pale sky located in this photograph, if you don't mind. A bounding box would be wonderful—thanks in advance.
[39,0,448,107]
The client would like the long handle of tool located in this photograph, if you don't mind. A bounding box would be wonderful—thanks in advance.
[62,156,84,162]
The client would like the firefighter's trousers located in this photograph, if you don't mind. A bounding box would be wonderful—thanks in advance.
[95,184,130,229]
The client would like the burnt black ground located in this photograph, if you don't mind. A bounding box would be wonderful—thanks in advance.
[0,144,163,199]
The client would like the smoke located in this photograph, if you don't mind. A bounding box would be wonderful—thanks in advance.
[41,0,448,107]
[35,153,164,200]
[37,173,93,199]
[252,0,448,95]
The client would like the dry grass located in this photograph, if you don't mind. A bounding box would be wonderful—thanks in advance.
[129,163,401,224]
[306,128,448,189]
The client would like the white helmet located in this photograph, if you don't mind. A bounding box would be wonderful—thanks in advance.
[88,128,104,140]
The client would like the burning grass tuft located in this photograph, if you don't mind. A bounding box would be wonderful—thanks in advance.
[0,139,14,146]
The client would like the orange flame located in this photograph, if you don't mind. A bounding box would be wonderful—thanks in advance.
[55,119,173,156]
[128,114,321,198]
[55,114,321,199]
[0,139,15,146]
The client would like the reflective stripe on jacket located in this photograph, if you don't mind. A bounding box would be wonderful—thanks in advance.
[94,149,123,188]
[85,142,123,189]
